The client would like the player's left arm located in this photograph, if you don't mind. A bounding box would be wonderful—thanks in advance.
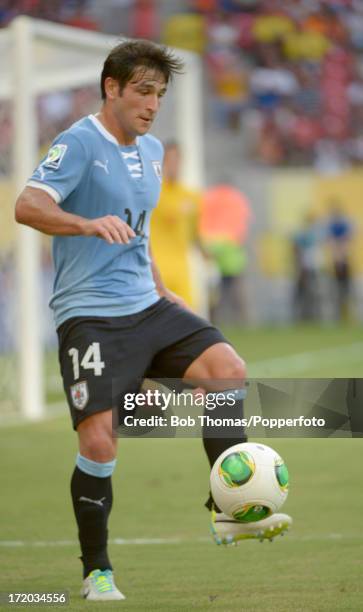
[149,245,191,310]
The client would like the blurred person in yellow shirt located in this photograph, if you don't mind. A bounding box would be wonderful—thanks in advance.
[162,12,207,54]
[253,13,295,44]
[151,142,203,309]
[283,28,331,61]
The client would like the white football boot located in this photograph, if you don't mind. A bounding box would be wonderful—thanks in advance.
[211,511,292,545]
[81,569,126,601]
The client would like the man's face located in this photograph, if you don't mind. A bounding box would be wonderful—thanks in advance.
[110,67,167,140]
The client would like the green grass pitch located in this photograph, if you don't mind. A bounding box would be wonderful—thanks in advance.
[1,425,362,611]
[1,324,363,610]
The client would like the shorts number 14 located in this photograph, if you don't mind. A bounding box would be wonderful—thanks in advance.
[68,342,105,380]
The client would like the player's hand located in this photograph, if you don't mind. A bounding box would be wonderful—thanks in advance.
[160,288,192,311]
[82,215,136,244]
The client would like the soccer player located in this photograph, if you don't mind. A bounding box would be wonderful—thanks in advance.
[151,141,202,309]
[15,40,291,602]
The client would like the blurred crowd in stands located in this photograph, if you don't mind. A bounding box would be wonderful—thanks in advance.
[164,0,363,170]
[0,0,99,29]
[2,0,363,169]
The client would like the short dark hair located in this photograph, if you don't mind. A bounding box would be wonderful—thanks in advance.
[101,39,184,100]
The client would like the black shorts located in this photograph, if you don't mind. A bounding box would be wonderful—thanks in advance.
[57,298,227,429]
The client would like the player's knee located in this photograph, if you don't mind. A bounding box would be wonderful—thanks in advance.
[217,356,246,382]
[77,411,116,462]
[78,428,116,463]
[205,350,246,382]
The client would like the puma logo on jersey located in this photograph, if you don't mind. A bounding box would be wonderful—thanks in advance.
[94,159,109,174]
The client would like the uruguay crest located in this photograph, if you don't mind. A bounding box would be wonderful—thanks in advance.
[70,381,89,410]
[152,160,162,181]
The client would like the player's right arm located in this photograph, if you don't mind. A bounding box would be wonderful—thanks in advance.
[15,187,135,245]
[15,131,135,244]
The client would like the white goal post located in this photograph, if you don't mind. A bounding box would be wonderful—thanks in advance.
[3,15,204,420]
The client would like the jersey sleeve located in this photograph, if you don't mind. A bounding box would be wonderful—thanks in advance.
[27,131,89,204]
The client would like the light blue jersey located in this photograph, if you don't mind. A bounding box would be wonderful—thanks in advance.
[28,115,164,328]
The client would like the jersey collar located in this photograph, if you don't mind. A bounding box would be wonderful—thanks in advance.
[88,114,139,147]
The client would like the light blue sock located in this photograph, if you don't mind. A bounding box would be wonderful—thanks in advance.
[76,453,116,478]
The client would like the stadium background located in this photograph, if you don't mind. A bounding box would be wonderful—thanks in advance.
[1,1,363,610]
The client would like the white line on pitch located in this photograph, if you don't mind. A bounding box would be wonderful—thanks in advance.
[248,342,363,376]
[0,538,181,547]
[0,534,361,547]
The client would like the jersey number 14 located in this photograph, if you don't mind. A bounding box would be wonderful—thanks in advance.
[124,208,146,237]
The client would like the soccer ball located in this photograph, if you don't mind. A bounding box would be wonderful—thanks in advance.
[210,442,289,522]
